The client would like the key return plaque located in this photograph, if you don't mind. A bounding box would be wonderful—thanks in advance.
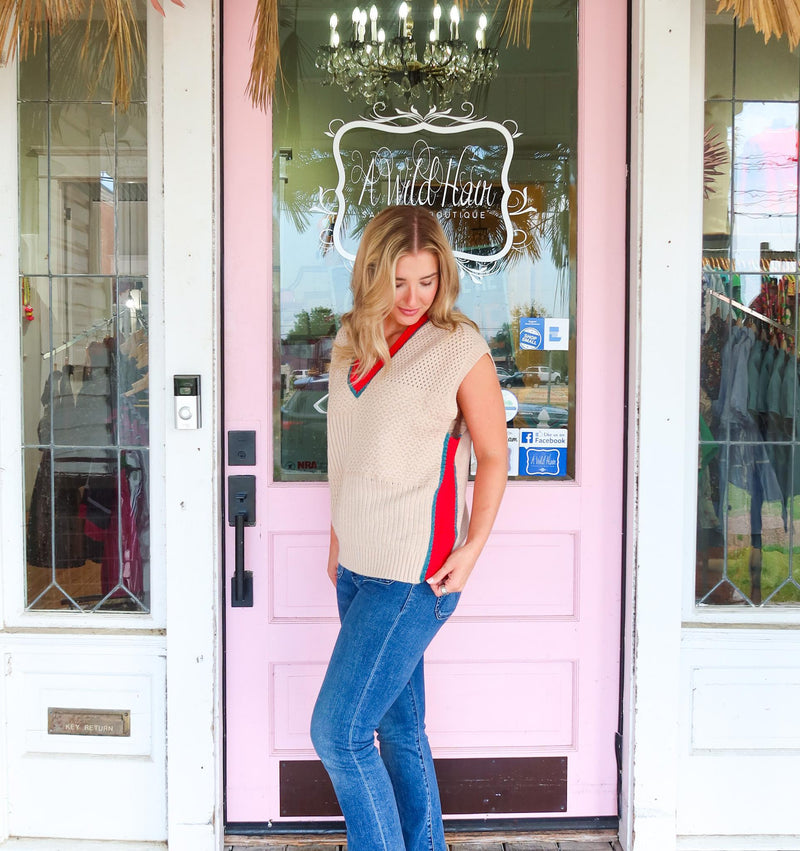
[48,708,131,737]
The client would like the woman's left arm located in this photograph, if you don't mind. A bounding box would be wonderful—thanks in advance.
[427,353,508,596]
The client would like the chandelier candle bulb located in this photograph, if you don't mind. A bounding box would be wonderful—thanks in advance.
[433,2,441,40]
[378,27,386,55]
[399,2,409,38]
[359,9,367,41]
[450,4,459,41]
[330,13,338,46]
[370,5,378,41]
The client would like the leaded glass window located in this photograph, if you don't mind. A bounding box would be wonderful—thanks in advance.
[18,4,151,611]
[698,9,800,606]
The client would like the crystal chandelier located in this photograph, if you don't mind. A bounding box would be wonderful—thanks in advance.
[316,3,499,105]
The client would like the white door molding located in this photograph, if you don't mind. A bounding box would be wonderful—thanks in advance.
[623,0,706,848]
[162,2,222,850]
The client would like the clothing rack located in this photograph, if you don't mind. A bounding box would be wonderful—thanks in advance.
[701,242,799,272]
[707,289,796,338]
[42,303,147,361]
[760,241,796,270]
[43,316,114,361]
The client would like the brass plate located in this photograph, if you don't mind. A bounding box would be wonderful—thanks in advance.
[48,707,131,737]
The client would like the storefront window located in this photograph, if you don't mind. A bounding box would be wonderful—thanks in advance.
[698,9,800,606]
[273,1,577,482]
[18,6,150,611]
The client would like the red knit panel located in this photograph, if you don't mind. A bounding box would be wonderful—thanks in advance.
[424,434,460,580]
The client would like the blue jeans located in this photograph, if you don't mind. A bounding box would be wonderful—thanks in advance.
[310,565,460,851]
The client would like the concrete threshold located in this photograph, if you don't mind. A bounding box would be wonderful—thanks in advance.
[225,827,622,850]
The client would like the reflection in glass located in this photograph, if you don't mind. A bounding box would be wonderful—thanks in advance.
[731,102,798,273]
[705,13,734,101]
[703,100,732,238]
[735,23,800,102]
[48,4,148,104]
[697,295,797,606]
[18,103,48,275]
[273,0,577,482]
[18,12,150,613]
[50,103,116,276]
[26,449,118,611]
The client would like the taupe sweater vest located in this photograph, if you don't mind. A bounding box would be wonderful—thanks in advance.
[328,317,490,583]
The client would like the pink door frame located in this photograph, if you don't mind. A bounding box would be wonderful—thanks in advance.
[222,0,628,825]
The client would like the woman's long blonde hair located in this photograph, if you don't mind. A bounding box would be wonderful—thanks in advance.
[336,205,476,377]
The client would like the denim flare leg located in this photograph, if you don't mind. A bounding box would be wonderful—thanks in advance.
[310,565,460,851]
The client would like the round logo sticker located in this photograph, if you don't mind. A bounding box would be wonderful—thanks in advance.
[520,326,543,350]
[501,389,519,423]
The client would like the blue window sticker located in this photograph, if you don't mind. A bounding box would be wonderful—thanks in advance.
[519,317,544,350]
[520,446,567,476]
[544,318,569,351]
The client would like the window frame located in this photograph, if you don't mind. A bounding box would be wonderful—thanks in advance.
[0,9,167,629]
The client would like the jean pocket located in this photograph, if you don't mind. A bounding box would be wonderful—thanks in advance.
[362,575,395,586]
[434,590,461,621]
[336,564,345,581]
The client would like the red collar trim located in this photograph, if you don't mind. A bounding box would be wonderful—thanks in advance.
[348,315,429,396]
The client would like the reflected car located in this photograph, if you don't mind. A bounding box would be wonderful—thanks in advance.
[523,366,563,385]
[498,370,525,387]
[515,403,569,429]
[280,377,329,473]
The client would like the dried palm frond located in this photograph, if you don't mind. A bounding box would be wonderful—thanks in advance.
[247,0,280,112]
[704,127,728,199]
[82,0,143,109]
[499,0,534,48]
[1,0,181,108]
[0,0,82,59]
[717,0,800,50]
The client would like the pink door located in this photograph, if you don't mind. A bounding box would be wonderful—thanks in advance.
[223,0,627,828]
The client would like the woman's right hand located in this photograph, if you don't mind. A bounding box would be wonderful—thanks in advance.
[327,525,340,586]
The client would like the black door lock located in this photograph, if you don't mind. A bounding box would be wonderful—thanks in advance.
[228,475,255,607]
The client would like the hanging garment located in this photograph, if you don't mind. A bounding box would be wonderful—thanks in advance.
[27,370,85,569]
[701,310,727,400]
[717,326,783,509]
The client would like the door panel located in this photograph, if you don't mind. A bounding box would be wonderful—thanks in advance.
[223,0,626,825]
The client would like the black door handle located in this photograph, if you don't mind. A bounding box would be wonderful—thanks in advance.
[229,475,255,607]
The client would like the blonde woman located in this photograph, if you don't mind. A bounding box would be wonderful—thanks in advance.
[311,205,507,851]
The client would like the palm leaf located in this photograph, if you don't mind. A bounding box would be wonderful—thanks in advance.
[717,0,800,50]
[1,0,178,108]
[247,0,280,111]
[704,127,728,200]
[0,0,83,58]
